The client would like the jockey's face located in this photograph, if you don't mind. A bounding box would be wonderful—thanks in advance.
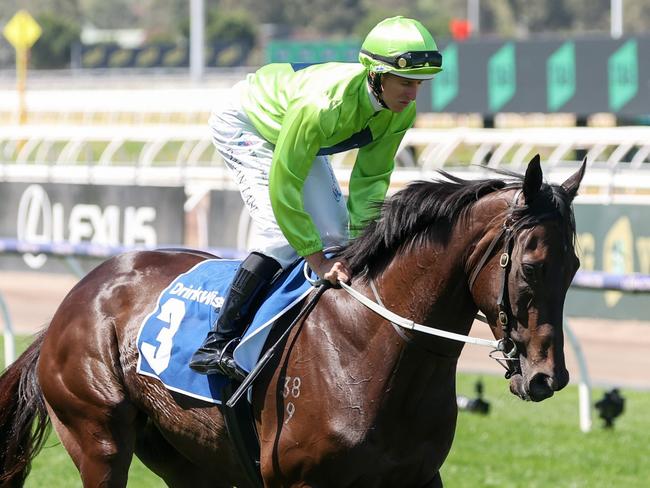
[381,73,423,112]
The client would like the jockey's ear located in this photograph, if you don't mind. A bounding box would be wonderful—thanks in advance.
[523,154,542,203]
[561,157,587,202]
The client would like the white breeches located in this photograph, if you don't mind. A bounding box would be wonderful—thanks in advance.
[209,83,349,268]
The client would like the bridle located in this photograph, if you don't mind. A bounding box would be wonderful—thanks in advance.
[306,189,549,376]
[468,189,525,378]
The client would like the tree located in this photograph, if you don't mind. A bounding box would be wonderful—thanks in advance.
[4,0,650,61]
[206,9,256,45]
[31,12,81,68]
[625,0,650,33]
[0,0,81,23]
[179,8,257,46]
[283,0,365,36]
[480,0,517,36]
[133,0,187,42]
[565,0,610,33]
[77,0,139,29]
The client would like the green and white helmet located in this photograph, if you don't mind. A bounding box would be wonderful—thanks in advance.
[359,16,442,80]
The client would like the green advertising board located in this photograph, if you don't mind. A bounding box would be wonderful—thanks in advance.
[432,43,459,111]
[488,42,516,112]
[608,39,638,111]
[267,36,650,116]
[547,41,576,111]
[424,36,650,116]
[267,40,359,64]
[566,203,650,320]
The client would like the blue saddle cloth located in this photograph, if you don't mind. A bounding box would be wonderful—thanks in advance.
[136,258,313,404]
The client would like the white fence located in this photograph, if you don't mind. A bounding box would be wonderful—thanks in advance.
[2,124,650,196]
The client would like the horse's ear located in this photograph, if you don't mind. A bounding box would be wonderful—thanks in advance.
[523,154,543,203]
[561,157,587,202]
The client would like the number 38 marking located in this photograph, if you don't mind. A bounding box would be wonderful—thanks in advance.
[283,376,301,398]
[282,376,302,423]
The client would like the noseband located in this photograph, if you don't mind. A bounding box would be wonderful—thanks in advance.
[468,190,524,378]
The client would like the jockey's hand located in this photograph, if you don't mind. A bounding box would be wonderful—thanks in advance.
[305,251,352,286]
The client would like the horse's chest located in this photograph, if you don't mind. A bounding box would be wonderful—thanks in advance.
[273,441,444,487]
[267,416,452,487]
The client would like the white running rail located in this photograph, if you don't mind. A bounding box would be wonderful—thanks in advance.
[1,125,650,196]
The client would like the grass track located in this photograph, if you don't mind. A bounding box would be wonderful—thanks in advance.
[3,336,647,487]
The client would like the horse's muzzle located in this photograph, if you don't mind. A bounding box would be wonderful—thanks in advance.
[510,367,569,402]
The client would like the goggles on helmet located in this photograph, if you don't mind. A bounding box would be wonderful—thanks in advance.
[360,49,442,70]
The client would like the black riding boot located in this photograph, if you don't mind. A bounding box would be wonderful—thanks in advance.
[189,252,281,379]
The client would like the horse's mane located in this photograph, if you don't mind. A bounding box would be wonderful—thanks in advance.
[339,170,577,281]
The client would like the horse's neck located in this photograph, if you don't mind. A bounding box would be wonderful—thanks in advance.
[372,241,479,356]
[338,264,462,447]
[336,239,480,443]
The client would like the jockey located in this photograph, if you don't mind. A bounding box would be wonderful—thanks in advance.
[190,16,442,378]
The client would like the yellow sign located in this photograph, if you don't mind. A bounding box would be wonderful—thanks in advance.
[3,10,42,50]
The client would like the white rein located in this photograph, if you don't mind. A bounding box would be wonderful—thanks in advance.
[303,263,506,352]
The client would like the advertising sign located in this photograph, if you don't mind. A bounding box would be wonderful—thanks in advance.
[265,35,650,116]
[423,36,650,116]
[567,203,650,319]
[0,183,185,272]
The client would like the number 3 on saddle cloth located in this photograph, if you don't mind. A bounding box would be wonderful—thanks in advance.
[136,258,313,404]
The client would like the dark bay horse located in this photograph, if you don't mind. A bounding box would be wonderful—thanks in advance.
[0,156,585,487]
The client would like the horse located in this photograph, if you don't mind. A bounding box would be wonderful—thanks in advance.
[0,155,585,487]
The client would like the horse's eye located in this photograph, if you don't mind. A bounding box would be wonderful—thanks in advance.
[522,263,541,282]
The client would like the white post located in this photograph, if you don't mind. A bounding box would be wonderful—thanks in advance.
[190,0,205,83]
[468,0,480,35]
[611,0,623,39]
[1,294,15,368]
[578,383,592,433]
[564,317,592,433]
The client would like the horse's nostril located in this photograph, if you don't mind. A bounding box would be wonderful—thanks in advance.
[528,373,554,402]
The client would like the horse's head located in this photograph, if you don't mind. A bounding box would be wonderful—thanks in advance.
[470,155,585,402]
